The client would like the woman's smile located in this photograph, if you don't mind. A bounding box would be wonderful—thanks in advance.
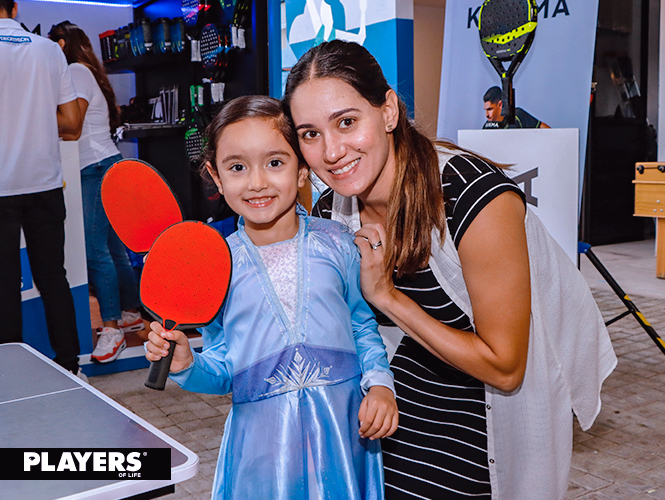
[330,158,360,176]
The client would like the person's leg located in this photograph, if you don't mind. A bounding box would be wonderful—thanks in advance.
[81,162,122,325]
[0,195,25,343]
[22,189,80,373]
[82,156,127,363]
[108,228,141,312]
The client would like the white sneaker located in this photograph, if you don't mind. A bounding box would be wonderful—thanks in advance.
[74,368,89,383]
[118,311,144,334]
[91,327,126,363]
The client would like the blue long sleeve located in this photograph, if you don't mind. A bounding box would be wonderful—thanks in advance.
[344,245,395,396]
[169,320,232,395]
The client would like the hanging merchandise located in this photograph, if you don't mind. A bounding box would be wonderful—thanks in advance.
[140,18,153,53]
[184,85,207,161]
[170,18,187,53]
[231,0,251,49]
[200,23,230,81]
[191,0,223,62]
[478,0,538,124]
[182,0,199,34]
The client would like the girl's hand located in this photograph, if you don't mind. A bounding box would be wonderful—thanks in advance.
[358,386,399,440]
[354,223,396,309]
[145,321,194,373]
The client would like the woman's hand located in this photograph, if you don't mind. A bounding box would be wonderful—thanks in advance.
[358,385,399,440]
[354,223,396,309]
[145,321,194,373]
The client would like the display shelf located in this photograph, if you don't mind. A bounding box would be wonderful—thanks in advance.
[105,50,191,74]
[122,124,186,139]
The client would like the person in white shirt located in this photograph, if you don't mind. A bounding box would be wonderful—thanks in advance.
[0,0,85,378]
[49,22,143,364]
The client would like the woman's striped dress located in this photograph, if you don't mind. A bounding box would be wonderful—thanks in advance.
[313,153,526,499]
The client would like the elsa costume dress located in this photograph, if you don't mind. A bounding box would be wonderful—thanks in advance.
[170,207,394,500]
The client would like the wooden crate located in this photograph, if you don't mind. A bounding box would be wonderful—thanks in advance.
[634,163,665,278]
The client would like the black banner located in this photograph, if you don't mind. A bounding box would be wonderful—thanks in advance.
[0,448,171,480]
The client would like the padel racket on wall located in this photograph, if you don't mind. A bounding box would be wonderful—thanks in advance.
[478,0,538,124]
[184,85,209,161]
[101,159,184,254]
[142,221,232,390]
[181,0,199,34]
[200,23,229,80]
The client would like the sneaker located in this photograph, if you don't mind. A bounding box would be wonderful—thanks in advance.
[91,327,126,363]
[73,367,89,383]
[118,311,144,334]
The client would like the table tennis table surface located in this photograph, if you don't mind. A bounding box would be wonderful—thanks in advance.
[0,343,199,500]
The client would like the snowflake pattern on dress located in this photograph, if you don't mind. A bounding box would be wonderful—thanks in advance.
[262,348,341,397]
[257,239,298,329]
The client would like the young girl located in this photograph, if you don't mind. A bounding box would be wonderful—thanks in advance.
[146,95,398,500]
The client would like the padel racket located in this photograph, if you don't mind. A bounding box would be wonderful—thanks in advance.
[200,23,229,80]
[185,86,207,161]
[185,123,204,161]
[142,221,232,390]
[101,159,184,254]
[478,0,538,124]
[181,0,199,34]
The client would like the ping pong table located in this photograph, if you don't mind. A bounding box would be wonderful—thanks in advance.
[0,343,199,500]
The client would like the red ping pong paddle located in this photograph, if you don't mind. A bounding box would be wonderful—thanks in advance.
[101,159,184,254]
[142,221,232,390]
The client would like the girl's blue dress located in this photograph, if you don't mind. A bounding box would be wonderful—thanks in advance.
[170,210,394,500]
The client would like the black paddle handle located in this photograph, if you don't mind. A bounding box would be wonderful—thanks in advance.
[501,76,515,124]
[145,340,176,390]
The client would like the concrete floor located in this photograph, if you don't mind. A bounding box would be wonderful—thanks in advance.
[87,239,665,500]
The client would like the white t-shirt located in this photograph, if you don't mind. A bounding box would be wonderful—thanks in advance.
[0,19,77,197]
[68,63,120,169]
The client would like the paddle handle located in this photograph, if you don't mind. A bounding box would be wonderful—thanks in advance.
[145,340,176,390]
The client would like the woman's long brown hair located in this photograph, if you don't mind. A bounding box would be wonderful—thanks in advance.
[284,40,464,277]
[49,22,122,133]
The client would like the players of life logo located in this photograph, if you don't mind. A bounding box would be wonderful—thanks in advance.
[0,449,171,479]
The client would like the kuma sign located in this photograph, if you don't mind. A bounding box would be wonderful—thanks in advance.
[466,0,570,28]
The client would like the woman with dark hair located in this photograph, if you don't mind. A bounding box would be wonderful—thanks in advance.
[49,22,142,364]
[283,40,616,499]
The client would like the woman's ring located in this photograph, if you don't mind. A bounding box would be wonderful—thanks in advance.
[370,240,382,250]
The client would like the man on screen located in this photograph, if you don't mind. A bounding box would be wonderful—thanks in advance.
[482,86,550,129]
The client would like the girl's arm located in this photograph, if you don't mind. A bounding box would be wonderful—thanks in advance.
[355,191,530,392]
[344,243,398,439]
[147,320,232,395]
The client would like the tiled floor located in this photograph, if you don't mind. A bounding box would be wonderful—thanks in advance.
[87,239,665,499]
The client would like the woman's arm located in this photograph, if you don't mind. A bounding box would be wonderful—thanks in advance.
[355,191,530,392]
[59,97,87,141]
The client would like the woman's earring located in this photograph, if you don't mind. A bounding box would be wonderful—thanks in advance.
[387,125,393,132]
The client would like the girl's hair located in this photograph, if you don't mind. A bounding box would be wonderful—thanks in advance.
[49,22,122,132]
[283,40,463,277]
[202,95,305,179]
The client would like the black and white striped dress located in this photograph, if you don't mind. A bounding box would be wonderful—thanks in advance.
[313,154,526,499]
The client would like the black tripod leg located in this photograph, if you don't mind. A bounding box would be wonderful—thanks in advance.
[579,243,665,355]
